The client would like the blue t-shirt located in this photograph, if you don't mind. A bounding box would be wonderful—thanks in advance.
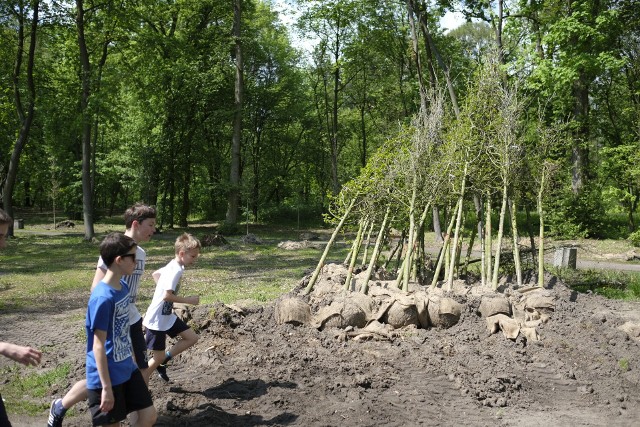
[85,280,137,390]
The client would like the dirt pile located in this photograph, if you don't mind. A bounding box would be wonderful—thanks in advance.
[5,263,640,426]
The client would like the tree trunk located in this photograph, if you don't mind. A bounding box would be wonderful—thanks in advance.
[360,207,390,295]
[473,194,486,286]
[304,199,356,295]
[3,1,38,235]
[430,200,459,289]
[226,0,244,226]
[77,0,95,240]
[509,198,523,287]
[360,220,375,265]
[446,163,467,292]
[485,193,493,286]
[344,219,367,291]
[492,183,508,289]
[538,169,546,288]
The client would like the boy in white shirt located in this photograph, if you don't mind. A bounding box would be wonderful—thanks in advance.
[142,233,201,383]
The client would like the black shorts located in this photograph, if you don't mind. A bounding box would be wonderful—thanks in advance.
[130,318,148,369]
[87,369,153,426]
[145,317,190,351]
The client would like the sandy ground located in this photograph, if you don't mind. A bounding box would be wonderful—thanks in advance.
[2,258,640,427]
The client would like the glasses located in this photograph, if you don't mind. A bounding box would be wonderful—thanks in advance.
[120,253,136,262]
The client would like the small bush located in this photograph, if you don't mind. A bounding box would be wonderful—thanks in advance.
[629,230,640,247]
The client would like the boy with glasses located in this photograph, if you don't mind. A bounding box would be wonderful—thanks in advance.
[83,232,156,426]
[49,204,157,426]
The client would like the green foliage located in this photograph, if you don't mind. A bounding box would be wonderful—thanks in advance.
[629,230,640,247]
[546,186,608,238]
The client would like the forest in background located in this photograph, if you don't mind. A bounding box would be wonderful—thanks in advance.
[1,0,639,242]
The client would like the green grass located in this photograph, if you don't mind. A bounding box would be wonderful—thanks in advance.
[1,221,346,313]
[550,267,640,300]
[0,363,70,415]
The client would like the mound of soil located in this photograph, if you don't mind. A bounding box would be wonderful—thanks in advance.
[3,265,640,426]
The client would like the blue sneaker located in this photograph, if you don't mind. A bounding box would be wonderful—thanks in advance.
[47,398,65,427]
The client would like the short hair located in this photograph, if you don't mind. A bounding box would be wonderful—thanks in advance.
[124,203,156,229]
[175,233,201,254]
[0,208,12,226]
[100,232,137,267]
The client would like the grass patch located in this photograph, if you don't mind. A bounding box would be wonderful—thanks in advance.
[0,363,70,415]
[550,267,640,300]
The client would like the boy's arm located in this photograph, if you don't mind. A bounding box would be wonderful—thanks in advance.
[0,341,42,366]
[162,290,199,305]
[152,269,161,284]
[93,329,115,413]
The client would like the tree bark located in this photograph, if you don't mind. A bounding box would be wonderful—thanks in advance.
[76,0,95,239]
[3,1,38,235]
[226,0,244,226]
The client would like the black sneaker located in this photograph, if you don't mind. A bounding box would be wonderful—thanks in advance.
[47,398,65,427]
[156,364,170,382]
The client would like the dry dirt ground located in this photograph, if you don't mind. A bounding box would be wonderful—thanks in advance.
[3,258,640,427]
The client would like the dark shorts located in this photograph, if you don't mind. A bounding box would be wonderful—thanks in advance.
[130,318,148,369]
[145,317,190,351]
[87,369,152,426]
[0,392,11,427]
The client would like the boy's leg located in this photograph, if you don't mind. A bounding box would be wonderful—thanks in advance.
[87,385,127,427]
[123,370,156,427]
[132,405,157,427]
[167,327,199,358]
[129,319,149,380]
[48,379,88,427]
[61,379,89,409]
[143,326,169,383]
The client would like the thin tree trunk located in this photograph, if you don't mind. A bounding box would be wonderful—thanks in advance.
[446,163,467,291]
[485,193,493,286]
[361,220,375,265]
[509,197,523,287]
[538,169,546,287]
[431,200,459,289]
[226,0,244,226]
[473,194,486,286]
[344,219,367,291]
[360,207,390,294]
[304,199,356,295]
[492,183,508,289]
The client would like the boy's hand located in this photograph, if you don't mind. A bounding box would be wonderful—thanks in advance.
[100,386,115,413]
[0,342,42,366]
[186,296,200,305]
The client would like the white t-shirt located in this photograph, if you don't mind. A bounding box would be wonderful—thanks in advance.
[143,258,183,332]
[97,245,147,324]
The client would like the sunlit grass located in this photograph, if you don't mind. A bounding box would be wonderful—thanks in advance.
[0,363,70,415]
[550,267,640,300]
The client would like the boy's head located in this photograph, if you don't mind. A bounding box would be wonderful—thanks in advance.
[124,203,157,243]
[175,233,201,267]
[0,208,12,249]
[100,232,138,267]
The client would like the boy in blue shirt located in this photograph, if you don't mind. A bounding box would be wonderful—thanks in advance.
[49,204,157,426]
[85,232,156,426]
